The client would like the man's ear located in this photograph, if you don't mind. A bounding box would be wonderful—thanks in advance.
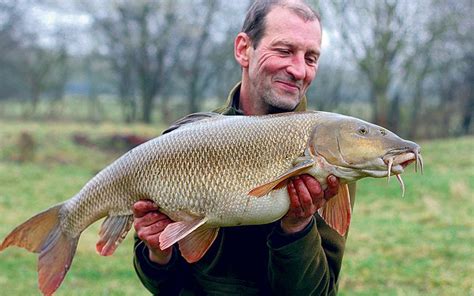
[234,33,252,68]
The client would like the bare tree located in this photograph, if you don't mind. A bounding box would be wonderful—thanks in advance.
[459,54,473,135]
[22,46,54,115]
[18,33,70,117]
[133,1,179,123]
[398,0,470,138]
[90,3,137,122]
[183,0,220,114]
[323,0,473,139]
[0,1,29,101]
[44,32,71,119]
[84,0,183,123]
[326,0,416,130]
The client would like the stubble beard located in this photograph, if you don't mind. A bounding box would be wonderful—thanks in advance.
[261,86,301,114]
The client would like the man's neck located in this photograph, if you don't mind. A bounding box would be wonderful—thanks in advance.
[239,99,267,116]
[238,92,294,115]
[238,79,268,115]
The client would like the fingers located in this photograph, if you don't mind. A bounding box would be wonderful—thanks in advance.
[292,175,320,215]
[324,175,339,201]
[132,200,174,264]
[283,178,315,234]
[300,174,325,209]
[132,199,159,218]
[136,218,172,248]
[286,174,340,216]
[300,175,323,197]
[132,199,171,244]
[287,180,304,219]
[135,211,171,230]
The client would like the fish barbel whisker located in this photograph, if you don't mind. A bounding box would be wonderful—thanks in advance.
[417,152,424,174]
[386,157,393,183]
[396,174,405,197]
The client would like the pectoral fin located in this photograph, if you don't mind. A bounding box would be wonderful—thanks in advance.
[159,216,208,250]
[317,184,351,236]
[248,159,315,197]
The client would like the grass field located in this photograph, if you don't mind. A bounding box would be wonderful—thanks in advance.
[0,120,472,295]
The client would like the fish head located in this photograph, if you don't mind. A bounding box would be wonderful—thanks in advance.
[309,113,423,181]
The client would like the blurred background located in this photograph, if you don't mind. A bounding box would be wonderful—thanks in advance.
[0,0,472,295]
[0,0,472,136]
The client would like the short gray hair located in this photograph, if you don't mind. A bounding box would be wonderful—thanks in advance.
[241,0,321,49]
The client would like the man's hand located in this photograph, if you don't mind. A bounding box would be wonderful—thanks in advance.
[281,174,339,234]
[133,200,173,265]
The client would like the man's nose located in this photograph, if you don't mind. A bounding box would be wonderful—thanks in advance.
[286,53,306,81]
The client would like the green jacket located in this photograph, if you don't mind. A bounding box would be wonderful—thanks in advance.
[133,83,356,295]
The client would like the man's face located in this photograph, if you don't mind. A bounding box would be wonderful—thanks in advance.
[247,6,322,112]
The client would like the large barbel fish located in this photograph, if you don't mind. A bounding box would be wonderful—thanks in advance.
[0,111,422,295]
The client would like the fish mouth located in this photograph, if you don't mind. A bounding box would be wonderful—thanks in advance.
[382,147,423,197]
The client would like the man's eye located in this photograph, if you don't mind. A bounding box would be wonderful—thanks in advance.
[277,48,290,54]
[306,58,316,65]
[306,56,318,65]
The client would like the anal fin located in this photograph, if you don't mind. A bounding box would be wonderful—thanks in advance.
[317,184,352,236]
[96,214,134,256]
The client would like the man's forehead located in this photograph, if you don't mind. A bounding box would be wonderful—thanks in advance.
[262,7,322,49]
[266,3,319,24]
[264,6,320,33]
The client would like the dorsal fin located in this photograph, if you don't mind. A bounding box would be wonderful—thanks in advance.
[163,112,223,134]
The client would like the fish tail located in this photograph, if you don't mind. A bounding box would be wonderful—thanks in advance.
[0,203,79,296]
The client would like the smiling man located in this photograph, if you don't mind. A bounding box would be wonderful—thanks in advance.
[237,4,321,115]
[132,1,356,295]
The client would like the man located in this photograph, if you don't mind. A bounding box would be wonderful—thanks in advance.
[132,0,356,295]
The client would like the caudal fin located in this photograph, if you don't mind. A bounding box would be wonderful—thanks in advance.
[0,204,79,296]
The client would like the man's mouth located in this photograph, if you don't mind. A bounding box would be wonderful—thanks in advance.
[274,80,300,92]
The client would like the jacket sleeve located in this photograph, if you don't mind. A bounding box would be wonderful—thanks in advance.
[267,183,356,296]
[133,235,188,295]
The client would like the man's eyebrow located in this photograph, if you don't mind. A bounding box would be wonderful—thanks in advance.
[307,48,320,56]
[271,40,293,48]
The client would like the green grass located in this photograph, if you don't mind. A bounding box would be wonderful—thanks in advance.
[340,137,474,296]
[0,120,473,295]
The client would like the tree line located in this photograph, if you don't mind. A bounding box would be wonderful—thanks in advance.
[0,0,472,139]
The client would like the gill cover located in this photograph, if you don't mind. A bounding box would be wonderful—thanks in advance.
[309,113,403,169]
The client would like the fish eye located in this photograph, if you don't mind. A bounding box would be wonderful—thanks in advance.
[358,126,368,135]
[380,129,387,136]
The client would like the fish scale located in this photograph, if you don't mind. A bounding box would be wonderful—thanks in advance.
[128,113,318,224]
[54,112,316,237]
